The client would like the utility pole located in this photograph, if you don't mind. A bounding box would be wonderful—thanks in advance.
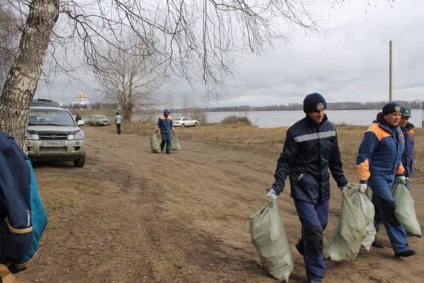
[389,40,392,101]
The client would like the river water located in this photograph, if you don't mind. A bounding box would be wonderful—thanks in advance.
[205,109,424,128]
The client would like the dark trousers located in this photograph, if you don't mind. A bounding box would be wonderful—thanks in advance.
[160,133,172,154]
[294,199,329,282]
[116,123,121,135]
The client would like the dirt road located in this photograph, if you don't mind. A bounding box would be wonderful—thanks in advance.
[19,126,424,283]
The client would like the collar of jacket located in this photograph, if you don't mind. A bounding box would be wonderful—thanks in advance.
[160,114,172,119]
[374,112,401,137]
[305,113,328,126]
[404,122,415,130]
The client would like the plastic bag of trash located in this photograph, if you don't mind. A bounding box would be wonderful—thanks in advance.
[250,201,293,282]
[171,133,181,151]
[150,133,160,153]
[324,191,367,262]
[391,180,422,237]
[350,185,376,251]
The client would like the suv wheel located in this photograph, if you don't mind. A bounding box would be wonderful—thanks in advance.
[73,154,86,167]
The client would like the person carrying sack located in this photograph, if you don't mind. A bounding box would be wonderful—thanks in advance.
[156,108,174,154]
[356,102,415,257]
[266,93,349,283]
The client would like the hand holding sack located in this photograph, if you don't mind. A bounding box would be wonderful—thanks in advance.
[324,189,367,262]
[265,188,277,200]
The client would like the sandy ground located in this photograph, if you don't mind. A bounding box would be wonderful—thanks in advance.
[18,126,424,283]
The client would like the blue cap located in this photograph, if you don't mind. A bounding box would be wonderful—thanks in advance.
[382,102,401,116]
[163,108,170,113]
[303,93,327,113]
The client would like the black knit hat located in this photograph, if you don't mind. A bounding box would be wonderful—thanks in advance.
[303,93,327,113]
[382,102,401,116]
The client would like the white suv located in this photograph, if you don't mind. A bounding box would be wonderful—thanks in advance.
[26,106,86,167]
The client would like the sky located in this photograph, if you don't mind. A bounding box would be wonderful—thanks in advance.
[36,0,424,108]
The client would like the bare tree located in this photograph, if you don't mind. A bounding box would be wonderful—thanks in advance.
[94,35,161,121]
[1,0,374,148]
[0,6,21,86]
[0,0,59,149]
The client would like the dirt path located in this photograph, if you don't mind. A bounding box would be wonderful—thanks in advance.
[19,126,424,283]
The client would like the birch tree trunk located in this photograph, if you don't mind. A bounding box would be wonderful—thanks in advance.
[0,0,59,150]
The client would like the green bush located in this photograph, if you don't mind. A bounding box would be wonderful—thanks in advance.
[221,115,252,126]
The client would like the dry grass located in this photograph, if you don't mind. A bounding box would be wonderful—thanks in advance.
[98,121,424,180]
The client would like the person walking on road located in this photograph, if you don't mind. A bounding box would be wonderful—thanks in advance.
[75,114,82,124]
[266,93,349,283]
[115,112,123,135]
[399,107,415,189]
[357,102,415,257]
[156,108,174,154]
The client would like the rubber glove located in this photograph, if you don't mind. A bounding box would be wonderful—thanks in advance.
[340,183,350,193]
[359,183,367,193]
[265,188,277,200]
[396,175,406,184]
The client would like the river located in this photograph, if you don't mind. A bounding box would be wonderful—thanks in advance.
[205,109,424,128]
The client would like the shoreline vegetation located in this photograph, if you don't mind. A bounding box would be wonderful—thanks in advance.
[74,100,424,114]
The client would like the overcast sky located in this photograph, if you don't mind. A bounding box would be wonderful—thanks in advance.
[36,0,424,108]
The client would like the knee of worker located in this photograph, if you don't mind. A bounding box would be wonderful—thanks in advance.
[379,198,400,226]
[305,225,323,253]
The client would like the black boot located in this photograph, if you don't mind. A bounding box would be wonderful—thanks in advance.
[395,249,416,257]
[372,238,384,249]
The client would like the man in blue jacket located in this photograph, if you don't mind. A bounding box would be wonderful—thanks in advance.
[267,93,349,283]
[156,108,174,154]
[357,102,415,257]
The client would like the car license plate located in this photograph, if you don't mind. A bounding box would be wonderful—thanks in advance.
[42,141,65,147]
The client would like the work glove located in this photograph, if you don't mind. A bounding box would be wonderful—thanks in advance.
[396,175,406,184]
[265,188,277,200]
[359,183,367,193]
[340,183,350,193]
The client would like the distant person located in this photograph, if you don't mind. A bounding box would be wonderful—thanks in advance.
[356,102,415,257]
[266,93,349,283]
[115,112,123,135]
[75,114,82,125]
[399,107,415,189]
[156,108,174,154]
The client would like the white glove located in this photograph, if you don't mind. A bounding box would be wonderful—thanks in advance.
[340,183,350,192]
[396,175,406,184]
[359,183,367,193]
[265,188,277,200]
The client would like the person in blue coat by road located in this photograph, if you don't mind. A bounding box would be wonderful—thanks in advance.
[266,93,349,283]
[156,108,174,154]
[357,102,415,257]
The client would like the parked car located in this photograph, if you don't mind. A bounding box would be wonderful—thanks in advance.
[31,98,64,108]
[173,117,199,127]
[26,106,86,167]
[88,115,110,126]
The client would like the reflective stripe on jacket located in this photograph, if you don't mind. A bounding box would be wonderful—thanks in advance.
[271,115,348,204]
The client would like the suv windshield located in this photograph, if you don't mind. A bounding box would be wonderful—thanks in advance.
[29,109,76,127]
